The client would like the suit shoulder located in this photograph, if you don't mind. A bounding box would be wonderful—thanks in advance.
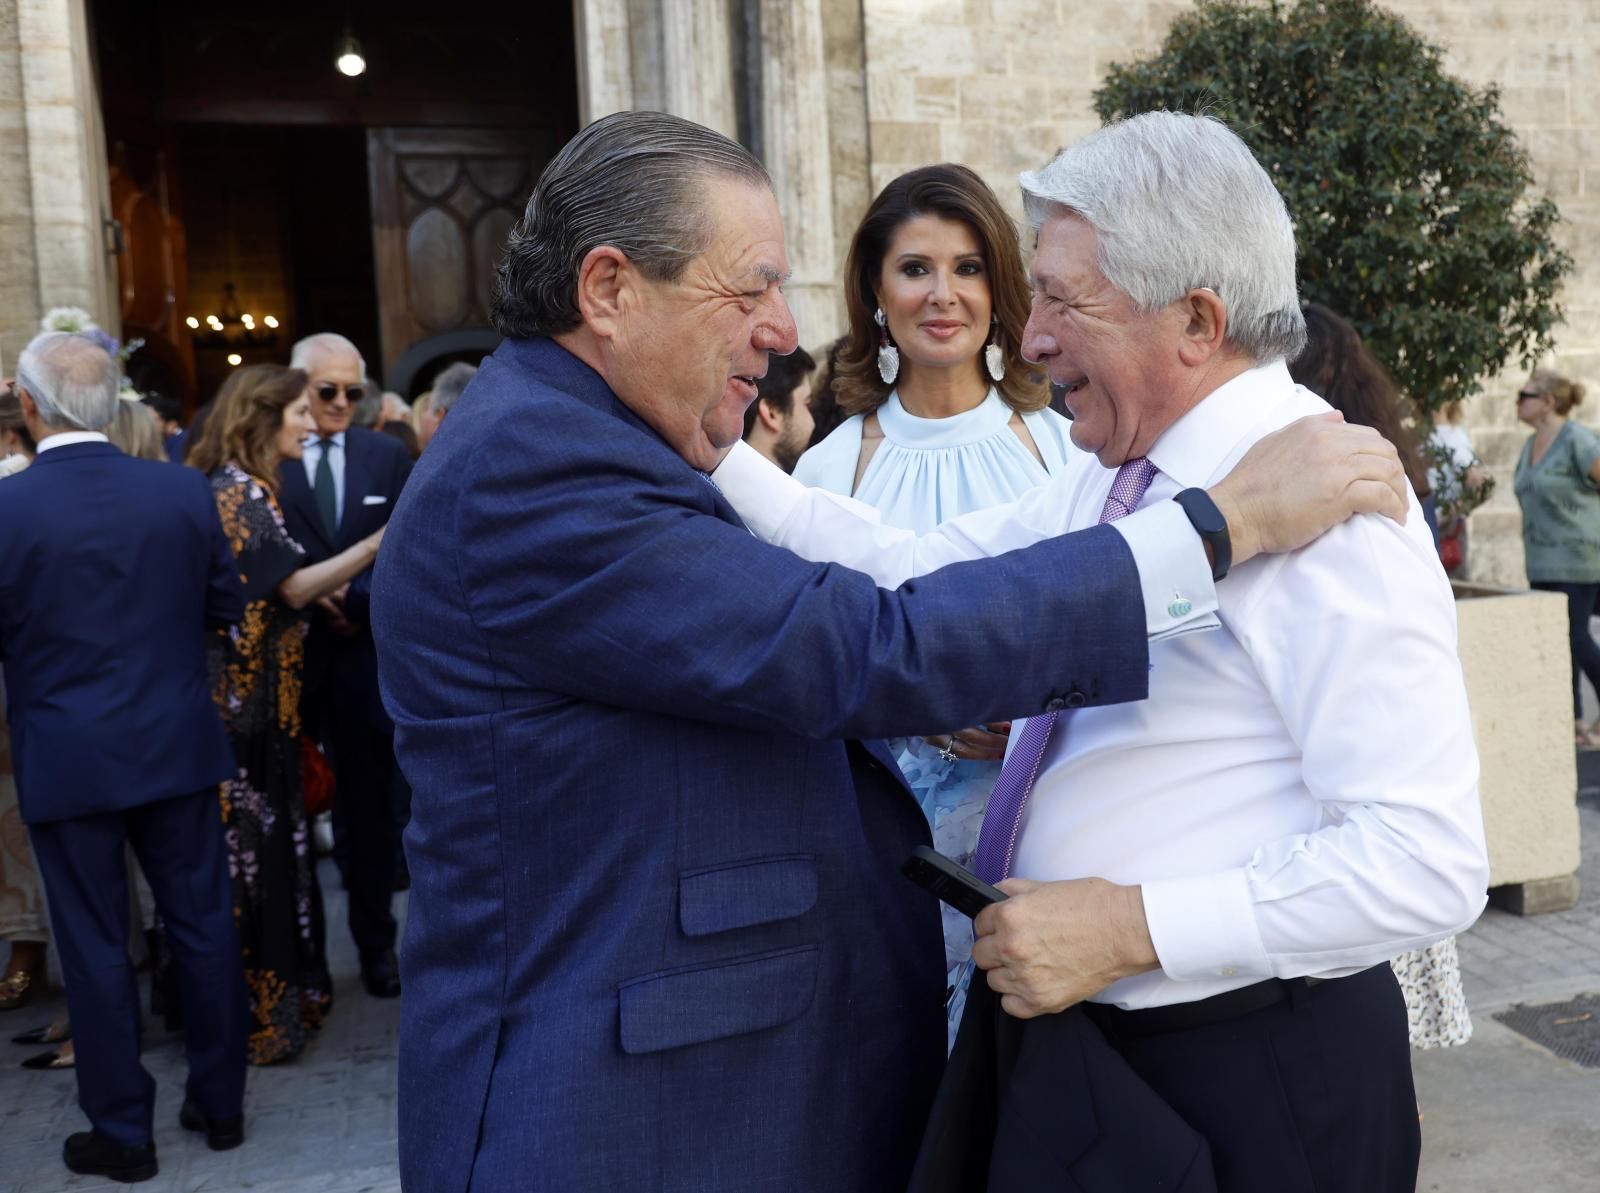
[348,425,409,461]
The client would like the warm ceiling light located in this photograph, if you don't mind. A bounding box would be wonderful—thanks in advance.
[336,35,366,77]
[226,353,243,366]
[185,316,200,329]
[263,315,279,329]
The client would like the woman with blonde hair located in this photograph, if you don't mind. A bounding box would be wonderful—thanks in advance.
[1513,367,1600,743]
[105,398,166,462]
[794,164,1078,1045]
[188,365,384,1063]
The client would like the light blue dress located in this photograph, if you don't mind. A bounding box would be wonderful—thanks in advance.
[793,388,1079,1047]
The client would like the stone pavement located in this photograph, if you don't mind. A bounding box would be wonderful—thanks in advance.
[0,859,402,1193]
[1414,789,1600,1192]
[1,799,1594,1191]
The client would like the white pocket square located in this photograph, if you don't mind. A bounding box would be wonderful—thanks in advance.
[362,495,388,506]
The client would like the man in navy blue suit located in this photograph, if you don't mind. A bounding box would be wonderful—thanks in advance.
[371,113,1408,1192]
[0,332,249,1184]
[276,333,413,999]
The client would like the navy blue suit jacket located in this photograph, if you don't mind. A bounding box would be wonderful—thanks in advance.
[0,443,242,824]
[371,338,1151,1192]
[278,426,412,726]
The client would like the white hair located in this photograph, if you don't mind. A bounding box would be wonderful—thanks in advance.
[289,332,367,377]
[429,362,478,415]
[1019,112,1306,363]
[15,331,121,431]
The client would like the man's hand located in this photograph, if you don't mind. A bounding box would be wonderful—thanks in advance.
[1209,413,1408,567]
[317,583,357,634]
[971,877,1159,1019]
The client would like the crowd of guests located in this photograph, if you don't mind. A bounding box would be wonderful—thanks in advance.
[0,329,479,1182]
[0,107,1581,1189]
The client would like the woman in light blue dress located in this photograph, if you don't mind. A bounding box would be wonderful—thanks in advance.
[795,164,1078,1047]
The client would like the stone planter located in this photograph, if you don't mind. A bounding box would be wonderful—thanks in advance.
[1453,582,1582,913]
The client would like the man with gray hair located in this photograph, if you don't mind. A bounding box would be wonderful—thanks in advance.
[277,331,413,1001]
[372,110,1407,1192]
[419,360,475,450]
[0,332,248,1183]
[714,111,1486,1191]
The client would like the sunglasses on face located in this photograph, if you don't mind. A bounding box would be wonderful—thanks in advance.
[1517,390,1544,402]
[314,382,365,404]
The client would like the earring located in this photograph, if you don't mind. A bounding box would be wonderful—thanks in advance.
[874,307,900,385]
[984,316,1006,383]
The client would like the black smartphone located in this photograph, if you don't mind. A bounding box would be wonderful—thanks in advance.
[901,845,1007,919]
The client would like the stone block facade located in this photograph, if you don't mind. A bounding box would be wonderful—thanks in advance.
[0,0,114,376]
[855,0,1599,586]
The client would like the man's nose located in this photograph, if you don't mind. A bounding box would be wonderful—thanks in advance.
[757,293,800,356]
[1020,307,1054,365]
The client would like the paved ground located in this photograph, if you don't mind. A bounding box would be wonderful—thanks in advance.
[1,795,1595,1191]
[0,859,403,1192]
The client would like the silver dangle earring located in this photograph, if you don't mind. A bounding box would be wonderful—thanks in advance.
[984,315,1006,383]
[874,307,900,385]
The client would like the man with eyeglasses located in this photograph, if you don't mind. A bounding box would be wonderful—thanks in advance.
[278,332,413,1000]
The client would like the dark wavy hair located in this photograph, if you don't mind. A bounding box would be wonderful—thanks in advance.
[1290,304,1430,498]
[833,165,1048,419]
[491,111,770,339]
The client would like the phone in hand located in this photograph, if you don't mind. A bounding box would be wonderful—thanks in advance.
[901,845,1007,919]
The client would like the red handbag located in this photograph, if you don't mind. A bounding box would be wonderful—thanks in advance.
[1438,531,1463,574]
[301,734,336,818]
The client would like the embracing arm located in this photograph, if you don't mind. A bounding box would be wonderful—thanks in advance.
[460,434,1153,742]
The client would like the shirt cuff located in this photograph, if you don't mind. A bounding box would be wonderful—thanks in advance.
[1110,501,1220,641]
[1141,868,1273,983]
[708,441,807,541]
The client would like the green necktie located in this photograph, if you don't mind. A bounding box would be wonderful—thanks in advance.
[314,438,338,538]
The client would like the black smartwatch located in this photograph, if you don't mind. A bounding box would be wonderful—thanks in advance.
[1173,488,1231,582]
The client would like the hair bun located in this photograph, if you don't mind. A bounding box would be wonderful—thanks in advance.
[1572,382,1587,409]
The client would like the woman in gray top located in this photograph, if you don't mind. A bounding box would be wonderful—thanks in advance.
[1513,367,1600,742]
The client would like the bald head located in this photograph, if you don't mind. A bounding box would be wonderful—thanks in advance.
[16,332,120,432]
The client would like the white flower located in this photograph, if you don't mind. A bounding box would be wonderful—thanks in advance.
[40,306,98,334]
[118,381,143,403]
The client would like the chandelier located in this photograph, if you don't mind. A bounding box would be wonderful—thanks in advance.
[186,282,280,367]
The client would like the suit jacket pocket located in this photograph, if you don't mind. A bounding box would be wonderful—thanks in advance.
[618,945,818,1055]
[677,854,817,937]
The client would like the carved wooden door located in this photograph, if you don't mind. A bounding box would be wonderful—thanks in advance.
[366,127,556,382]
[110,157,197,405]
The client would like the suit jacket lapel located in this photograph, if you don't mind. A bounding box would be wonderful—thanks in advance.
[281,452,334,554]
[339,433,370,549]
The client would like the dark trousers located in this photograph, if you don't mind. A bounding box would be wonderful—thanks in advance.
[1082,965,1420,1193]
[1530,580,1600,719]
[29,790,248,1149]
[324,708,400,961]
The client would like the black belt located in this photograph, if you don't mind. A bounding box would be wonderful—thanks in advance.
[1084,975,1328,1039]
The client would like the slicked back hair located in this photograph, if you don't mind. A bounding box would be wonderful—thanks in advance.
[491,111,771,339]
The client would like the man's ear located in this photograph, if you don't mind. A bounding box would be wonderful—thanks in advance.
[1176,287,1228,367]
[573,245,632,339]
[17,388,37,418]
[755,396,784,434]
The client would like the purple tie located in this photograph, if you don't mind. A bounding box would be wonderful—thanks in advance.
[971,456,1159,884]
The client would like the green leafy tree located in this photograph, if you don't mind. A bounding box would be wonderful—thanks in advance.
[1094,0,1573,415]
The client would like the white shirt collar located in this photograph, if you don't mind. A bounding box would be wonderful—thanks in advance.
[1144,360,1297,489]
[315,431,347,449]
[35,431,110,454]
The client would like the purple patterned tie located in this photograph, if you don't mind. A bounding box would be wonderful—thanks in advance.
[971,456,1159,884]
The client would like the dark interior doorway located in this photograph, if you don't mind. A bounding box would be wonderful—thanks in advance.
[90,0,579,408]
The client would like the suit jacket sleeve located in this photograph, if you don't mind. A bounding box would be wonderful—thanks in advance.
[455,424,1151,742]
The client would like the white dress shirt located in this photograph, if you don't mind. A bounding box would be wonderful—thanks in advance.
[35,431,109,454]
[302,431,347,525]
[712,361,1488,1009]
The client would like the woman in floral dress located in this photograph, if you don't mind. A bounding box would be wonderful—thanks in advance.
[188,365,386,1063]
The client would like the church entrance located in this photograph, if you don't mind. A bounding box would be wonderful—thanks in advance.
[89,0,579,407]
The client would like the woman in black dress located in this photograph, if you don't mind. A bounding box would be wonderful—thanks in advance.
[188,365,386,1063]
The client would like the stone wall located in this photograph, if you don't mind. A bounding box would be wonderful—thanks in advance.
[853,0,1599,586]
[0,0,114,374]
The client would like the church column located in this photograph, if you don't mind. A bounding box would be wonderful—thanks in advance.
[759,0,841,346]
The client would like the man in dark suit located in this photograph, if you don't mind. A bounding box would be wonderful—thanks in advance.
[0,332,249,1184]
[277,332,413,998]
[371,113,1407,1192]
